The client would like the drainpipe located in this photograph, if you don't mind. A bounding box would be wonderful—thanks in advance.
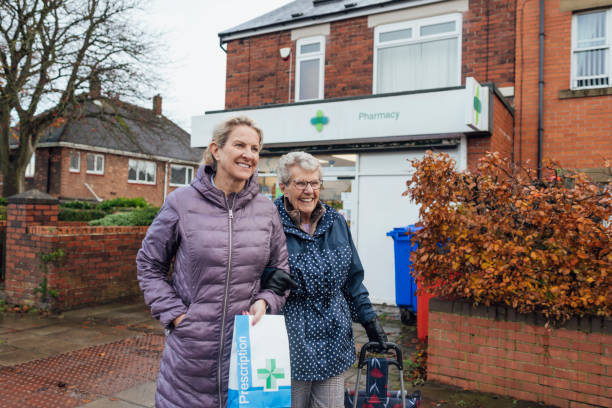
[537,0,544,179]
[164,161,169,201]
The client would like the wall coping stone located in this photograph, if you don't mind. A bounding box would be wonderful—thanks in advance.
[430,297,611,334]
[28,225,149,236]
[6,189,58,205]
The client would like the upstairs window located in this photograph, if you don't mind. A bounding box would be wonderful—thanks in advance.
[170,165,194,187]
[128,159,156,184]
[69,151,80,172]
[374,14,462,94]
[295,36,325,101]
[86,153,104,174]
[572,9,611,89]
[25,153,35,178]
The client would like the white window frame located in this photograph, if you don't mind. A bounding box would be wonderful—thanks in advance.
[86,153,104,175]
[169,164,194,187]
[128,159,157,185]
[571,8,611,90]
[295,35,325,101]
[69,151,80,173]
[372,13,462,94]
[25,153,35,178]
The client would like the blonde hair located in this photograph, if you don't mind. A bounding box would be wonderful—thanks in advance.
[203,116,263,169]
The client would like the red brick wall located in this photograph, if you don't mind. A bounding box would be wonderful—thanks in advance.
[515,0,612,170]
[3,199,148,310]
[463,0,516,88]
[467,90,515,171]
[428,299,612,408]
[4,199,59,305]
[225,1,516,109]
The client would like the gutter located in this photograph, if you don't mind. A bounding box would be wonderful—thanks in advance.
[538,0,544,179]
[31,141,200,166]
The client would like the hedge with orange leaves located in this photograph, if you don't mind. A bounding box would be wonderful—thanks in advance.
[404,152,611,322]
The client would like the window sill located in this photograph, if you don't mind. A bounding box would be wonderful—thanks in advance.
[169,183,189,187]
[69,169,80,173]
[559,87,612,99]
[86,171,104,176]
[128,180,156,185]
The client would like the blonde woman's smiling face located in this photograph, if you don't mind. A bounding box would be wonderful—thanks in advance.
[210,125,260,189]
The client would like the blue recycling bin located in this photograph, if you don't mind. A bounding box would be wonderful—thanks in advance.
[386,225,422,325]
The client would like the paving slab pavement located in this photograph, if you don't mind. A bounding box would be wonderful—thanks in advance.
[0,301,554,408]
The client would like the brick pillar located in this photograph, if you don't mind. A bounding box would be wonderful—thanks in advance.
[4,190,58,305]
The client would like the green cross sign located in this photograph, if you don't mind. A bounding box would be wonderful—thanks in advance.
[256,358,285,390]
[473,86,482,125]
[310,110,329,132]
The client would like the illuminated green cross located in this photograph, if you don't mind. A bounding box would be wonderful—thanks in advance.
[310,110,329,132]
[473,86,482,125]
[257,358,285,390]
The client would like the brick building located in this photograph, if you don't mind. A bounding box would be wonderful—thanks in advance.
[191,0,611,304]
[9,94,203,207]
[515,0,612,182]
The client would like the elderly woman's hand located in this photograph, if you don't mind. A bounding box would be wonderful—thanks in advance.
[248,299,268,325]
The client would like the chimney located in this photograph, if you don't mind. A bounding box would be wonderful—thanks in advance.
[89,72,101,98]
[153,94,162,116]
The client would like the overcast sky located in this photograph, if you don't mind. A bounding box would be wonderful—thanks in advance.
[141,0,291,132]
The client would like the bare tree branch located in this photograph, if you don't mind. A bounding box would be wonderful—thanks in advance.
[0,0,160,195]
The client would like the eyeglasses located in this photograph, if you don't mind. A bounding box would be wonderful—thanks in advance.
[291,179,323,191]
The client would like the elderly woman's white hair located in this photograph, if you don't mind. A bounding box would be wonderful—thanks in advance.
[277,151,322,185]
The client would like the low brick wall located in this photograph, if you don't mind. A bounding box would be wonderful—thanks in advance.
[11,225,148,310]
[428,298,611,408]
[2,192,149,310]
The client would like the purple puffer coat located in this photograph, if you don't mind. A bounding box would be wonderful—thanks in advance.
[137,165,290,408]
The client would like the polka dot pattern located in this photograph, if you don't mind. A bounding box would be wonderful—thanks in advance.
[274,198,377,381]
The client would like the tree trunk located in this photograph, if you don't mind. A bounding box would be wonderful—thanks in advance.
[2,165,26,197]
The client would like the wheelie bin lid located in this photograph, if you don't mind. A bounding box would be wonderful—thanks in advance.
[386,225,422,240]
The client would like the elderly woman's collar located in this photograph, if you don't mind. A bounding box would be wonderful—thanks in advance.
[283,196,325,235]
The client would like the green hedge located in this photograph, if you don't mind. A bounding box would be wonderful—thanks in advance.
[59,200,96,210]
[96,197,148,212]
[58,208,107,222]
[88,206,159,226]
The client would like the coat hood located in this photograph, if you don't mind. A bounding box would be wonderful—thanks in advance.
[191,164,260,210]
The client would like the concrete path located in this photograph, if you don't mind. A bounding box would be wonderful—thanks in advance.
[0,301,553,408]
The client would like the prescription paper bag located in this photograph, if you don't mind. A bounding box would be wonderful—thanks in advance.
[227,315,291,408]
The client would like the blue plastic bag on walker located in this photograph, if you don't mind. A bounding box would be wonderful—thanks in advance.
[227,315,291,408]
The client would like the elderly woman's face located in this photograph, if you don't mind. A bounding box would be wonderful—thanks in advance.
[281,165,321,220]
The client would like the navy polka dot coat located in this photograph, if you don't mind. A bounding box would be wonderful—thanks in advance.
[274,197,377,381]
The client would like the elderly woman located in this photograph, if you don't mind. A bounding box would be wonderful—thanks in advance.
[137,116,291,408]
[270,151,387,408]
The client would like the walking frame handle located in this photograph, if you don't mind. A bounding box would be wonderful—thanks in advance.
[352,341,406,408]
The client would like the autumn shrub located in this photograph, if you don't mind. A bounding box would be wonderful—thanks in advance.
[404,151,611,322]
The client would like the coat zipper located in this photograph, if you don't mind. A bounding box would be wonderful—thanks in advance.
[218,194,235,408]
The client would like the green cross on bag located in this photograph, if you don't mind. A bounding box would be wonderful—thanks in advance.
[257,358,285,390]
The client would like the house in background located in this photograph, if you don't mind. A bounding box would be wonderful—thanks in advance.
[13,89,203,207]
[191,0,517,305]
